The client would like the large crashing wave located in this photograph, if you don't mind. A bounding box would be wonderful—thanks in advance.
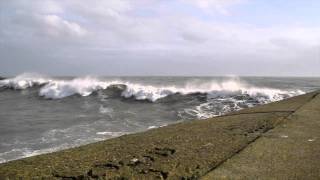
[39,78,112,99]
[0,73,305,102]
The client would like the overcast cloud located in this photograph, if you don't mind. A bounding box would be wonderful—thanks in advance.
[1,0,320,76]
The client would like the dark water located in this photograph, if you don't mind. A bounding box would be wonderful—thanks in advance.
[1,73,320,163]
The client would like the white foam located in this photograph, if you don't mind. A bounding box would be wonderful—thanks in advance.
[121,80,304,102]
[0,73,51,89]
[121,83,177,102]
[1,73,305,102]
[147,126,157,129]
[96,132,125,137]
[178,87,303,120]
[39,77,116,99]
[99,105,113,115]
[0,125,128,163]
[0,144,72,164]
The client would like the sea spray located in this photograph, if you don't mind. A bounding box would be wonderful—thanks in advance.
[0,73,51,90]
[0,74,305,102]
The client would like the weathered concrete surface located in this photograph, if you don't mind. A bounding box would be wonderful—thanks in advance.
[0,91,319,179]
[203,91,320,180]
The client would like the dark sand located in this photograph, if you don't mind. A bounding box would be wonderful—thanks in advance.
[0,91,319,179]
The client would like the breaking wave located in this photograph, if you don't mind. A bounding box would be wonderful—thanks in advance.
[0,73,305,102]
[0,73,50,89]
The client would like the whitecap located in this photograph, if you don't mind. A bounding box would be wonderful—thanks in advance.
[96,131,125,137]
[39,77,117,99]
[1,73,305,102]
[0,73,51,89]
[147,126,157,129]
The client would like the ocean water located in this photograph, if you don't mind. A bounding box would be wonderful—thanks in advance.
[1,73,320,163]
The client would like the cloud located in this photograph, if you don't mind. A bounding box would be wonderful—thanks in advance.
[42,14,87,37]
[1,0,320,76]
[180,0,246,15]
[36,0,64,14]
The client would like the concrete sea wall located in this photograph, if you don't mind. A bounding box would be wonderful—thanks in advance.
[0,91,319,179]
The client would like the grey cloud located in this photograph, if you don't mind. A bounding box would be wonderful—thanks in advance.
[1,0,320,76]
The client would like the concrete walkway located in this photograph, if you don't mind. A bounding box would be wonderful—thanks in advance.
[203,91,320,180]
[0,91,319,179]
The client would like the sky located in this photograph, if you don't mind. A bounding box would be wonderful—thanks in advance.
[1,0,320,76]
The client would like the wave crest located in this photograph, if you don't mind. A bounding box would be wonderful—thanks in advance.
[0,73,50,90]
[39,77,113,99]
[121,80,303,102]
[0,74,305,102]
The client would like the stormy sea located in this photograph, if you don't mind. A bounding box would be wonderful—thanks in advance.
[1,73,320,163]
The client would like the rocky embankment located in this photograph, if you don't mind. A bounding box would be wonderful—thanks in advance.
[0,91,319,179]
